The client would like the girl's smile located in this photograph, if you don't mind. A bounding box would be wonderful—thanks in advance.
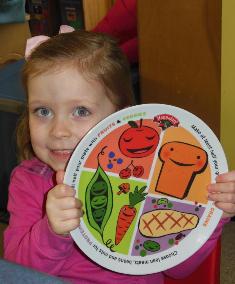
[28,67,116,171]
[49,149,74,162]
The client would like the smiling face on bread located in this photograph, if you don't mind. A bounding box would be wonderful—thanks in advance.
[159,141,208,172]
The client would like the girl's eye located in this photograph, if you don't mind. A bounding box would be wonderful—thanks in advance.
[34,107,52,117]
[73,106,90,117]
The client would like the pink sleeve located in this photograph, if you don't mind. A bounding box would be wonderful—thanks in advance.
[164,217,230,279]
[4,166,74,276]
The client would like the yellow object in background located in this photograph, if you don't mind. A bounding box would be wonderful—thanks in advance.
[221,1,235,170]
[83,0,114,30]
[0,22,30,65]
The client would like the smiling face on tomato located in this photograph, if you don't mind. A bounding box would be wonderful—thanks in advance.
[118,120,159,158]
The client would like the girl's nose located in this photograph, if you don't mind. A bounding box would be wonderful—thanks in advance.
[50,118,72,138]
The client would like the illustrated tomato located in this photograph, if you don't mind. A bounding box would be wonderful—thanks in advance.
[132,165,144,177]
[118,119,159,158]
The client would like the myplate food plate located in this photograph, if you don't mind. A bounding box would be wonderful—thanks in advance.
[64,104,227,275]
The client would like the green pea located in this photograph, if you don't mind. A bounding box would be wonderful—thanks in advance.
[143,240,160,252]
[91,195,108,209]
[91,181,107,196]
[157,198,168,206]
[167,202,173,208]
[140,249,147,257]
[93,208,106,222]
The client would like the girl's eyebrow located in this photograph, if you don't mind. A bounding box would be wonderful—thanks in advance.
[65,99,100,108]
[28,99,99,108]
[28,101,46,106]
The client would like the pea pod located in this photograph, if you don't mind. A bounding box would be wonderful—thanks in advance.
[85,147,113,236]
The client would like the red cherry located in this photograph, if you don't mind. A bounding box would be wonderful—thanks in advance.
[132,165,144,177]
[119,168,131,179]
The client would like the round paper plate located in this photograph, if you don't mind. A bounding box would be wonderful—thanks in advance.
[64,104,227,275]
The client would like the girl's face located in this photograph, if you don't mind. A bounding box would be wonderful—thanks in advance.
[28,67,116,171]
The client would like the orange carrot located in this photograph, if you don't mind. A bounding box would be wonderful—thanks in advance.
[115,185,147,245]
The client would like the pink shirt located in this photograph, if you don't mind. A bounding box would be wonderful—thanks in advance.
[4,158,228,283]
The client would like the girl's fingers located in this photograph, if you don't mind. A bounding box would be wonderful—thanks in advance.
[214,201,235,216]
[216,171,235,182]
[61,218,81,232]
[61,208,84,221]
[52,185,76,198]
[50,218,81,235]
[207,181,235,193]
[57,197,83,210]
[208,192,235,203]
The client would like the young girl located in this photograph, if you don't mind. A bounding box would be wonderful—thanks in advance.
[4,30,235,284]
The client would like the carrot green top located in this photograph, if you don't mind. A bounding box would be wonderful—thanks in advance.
[129,185,147,208]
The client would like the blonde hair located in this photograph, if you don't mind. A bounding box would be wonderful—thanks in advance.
[17,30,134,161]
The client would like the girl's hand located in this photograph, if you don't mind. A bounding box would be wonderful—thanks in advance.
[208,171,235,218]
[46,170,83,235]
